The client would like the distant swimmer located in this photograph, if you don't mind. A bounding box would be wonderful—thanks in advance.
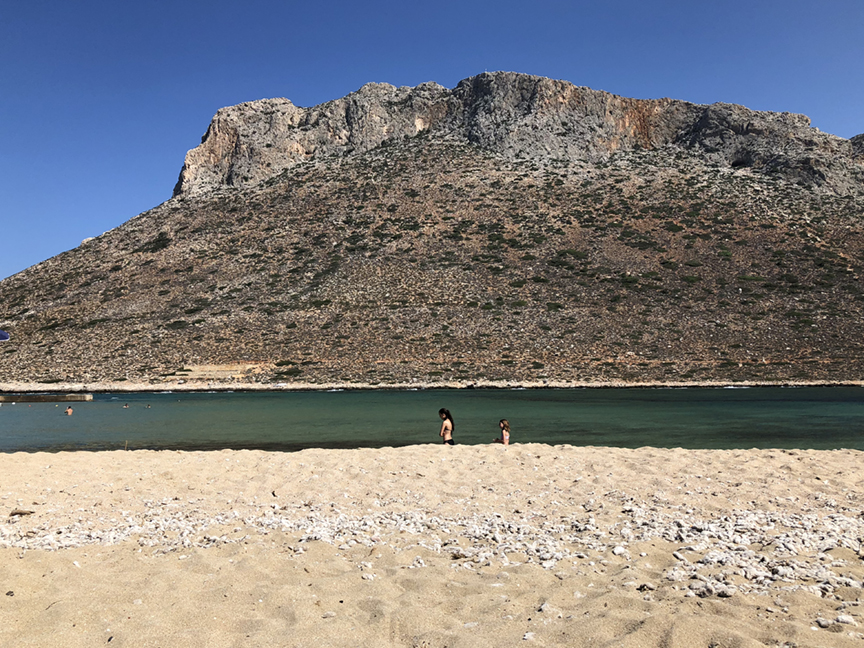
[64,406,73,416]
[438,408,455,446]
[123,404,129,409]
[493,419,510,446]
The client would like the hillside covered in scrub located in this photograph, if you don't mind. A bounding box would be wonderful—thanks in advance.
[1,72,863,387]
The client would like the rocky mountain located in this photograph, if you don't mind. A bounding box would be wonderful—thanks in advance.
[175,73,862,198]
[2,72,863,387]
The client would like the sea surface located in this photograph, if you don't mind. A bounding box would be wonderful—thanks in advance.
[1,387,863,453]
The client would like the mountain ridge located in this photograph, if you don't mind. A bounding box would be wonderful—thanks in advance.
[174,72,863,199]
[2,72,863,387]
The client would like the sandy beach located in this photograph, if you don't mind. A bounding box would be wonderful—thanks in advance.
[2,444,864,647]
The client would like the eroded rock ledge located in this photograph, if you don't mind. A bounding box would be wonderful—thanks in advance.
[174,72,863,198]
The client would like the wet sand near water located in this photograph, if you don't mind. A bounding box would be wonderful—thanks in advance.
[2,444,864,647]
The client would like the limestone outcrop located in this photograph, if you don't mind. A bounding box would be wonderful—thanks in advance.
[174,72,863,198]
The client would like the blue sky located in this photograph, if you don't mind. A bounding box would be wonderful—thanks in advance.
[1,0,862,280]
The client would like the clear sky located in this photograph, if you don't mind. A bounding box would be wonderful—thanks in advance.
[1,0,862,280]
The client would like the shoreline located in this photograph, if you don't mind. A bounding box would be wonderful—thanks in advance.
[2,378,863,394]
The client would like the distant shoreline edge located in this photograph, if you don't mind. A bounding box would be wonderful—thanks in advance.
[1,379,862,394]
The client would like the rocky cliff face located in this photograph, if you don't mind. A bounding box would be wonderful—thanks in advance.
[852,133,864,159]
[2,72,863,387]
[174,72,863,198]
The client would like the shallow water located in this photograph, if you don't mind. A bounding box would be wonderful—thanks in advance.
[1,387,863,452]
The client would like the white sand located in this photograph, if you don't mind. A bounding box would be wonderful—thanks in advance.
[2,444,864,647]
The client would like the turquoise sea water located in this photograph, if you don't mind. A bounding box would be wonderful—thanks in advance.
[1,387,863,453]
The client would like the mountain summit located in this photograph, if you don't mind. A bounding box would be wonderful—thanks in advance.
[175,72,863,198]
[2,73,863,387]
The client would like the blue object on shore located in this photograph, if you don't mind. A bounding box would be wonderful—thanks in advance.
[0,330,9,341]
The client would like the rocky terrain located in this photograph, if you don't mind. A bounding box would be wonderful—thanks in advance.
[1,72,863,387]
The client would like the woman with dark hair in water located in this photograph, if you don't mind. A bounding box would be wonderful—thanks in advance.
[493,419,510,445]
[438,408,455,445]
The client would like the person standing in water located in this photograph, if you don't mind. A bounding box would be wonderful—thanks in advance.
[493,419,510,445]
[64,406,73,416]
[438,408,455,445]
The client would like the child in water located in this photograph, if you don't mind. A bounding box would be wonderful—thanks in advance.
[438,408,455,445]
[493,419,510,445]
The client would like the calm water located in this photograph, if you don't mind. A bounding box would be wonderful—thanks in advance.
[0,387,863,453]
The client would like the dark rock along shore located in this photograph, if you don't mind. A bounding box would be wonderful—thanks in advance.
[1,72,863,386]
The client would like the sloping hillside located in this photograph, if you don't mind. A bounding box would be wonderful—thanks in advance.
[1,73,863,386]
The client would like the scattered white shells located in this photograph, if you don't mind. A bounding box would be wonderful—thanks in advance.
[3,490,864,599]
